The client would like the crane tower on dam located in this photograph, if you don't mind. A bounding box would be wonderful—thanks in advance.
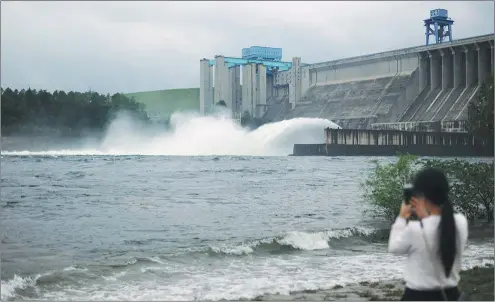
[424,9,454,46]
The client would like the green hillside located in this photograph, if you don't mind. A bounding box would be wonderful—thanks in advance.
[125,88,200,120]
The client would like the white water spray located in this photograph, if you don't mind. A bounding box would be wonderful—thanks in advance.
[2,112,341,156]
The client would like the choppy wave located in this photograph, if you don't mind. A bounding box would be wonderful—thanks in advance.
[100,228,384,260]
[2,228,381,300]
[116,227,385,257]
[2,242,493,301]
[1,112,340,157]
[204,227,381,256]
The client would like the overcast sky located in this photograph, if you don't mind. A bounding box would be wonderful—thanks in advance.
[1,1,493,94]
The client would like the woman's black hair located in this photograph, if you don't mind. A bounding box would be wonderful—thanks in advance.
[413,167,456,277]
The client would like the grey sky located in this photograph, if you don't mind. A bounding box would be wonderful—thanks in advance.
[1,1,493,94]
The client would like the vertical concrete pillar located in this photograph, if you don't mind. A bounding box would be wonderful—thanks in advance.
[200,59,213,115]
[289,69,294,108]
[241,65,247,114]
[429,50,441,89]
[476,42,489,85]
[294,57,302,105]
[289,57,302,108]
[226,67,234,111]
[465,47,476,86]
[440,49,453,89]
[418,52,428,91]
[214,56,229,105]
[251,63,258,116]
[228,65,241,114]
[300,66,311,97]
[266,74,273,100]
[270,70,278,98]
[452,47,463,88]
[234,66,241,113]
[257,65,267,118]
[241,64,253,115]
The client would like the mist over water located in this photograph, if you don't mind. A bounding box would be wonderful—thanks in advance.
[2,112,341,156]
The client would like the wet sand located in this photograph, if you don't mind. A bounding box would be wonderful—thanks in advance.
[252,265,494,301]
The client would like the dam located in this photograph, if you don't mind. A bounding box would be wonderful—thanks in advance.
[199,10,494,133]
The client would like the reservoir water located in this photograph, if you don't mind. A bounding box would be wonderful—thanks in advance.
[2,115,493,301]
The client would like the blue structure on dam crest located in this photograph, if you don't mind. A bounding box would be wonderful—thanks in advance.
[424,9,454,46]
[200,46,301,119]
[206,56,292,73]
[242,46,282,61]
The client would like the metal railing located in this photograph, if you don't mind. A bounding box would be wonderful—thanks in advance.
[370,120,467,132]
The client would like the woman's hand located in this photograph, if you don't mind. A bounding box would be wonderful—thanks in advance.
[399,202,412,219]
[410,197,428,219]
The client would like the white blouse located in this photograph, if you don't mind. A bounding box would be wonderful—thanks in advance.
[388,214,469,290]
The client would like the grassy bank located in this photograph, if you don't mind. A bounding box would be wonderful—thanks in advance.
[252,265,494,301]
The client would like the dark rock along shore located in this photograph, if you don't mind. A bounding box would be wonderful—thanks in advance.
[252,265,494,301]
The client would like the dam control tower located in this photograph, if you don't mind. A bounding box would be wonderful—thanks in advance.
[424,9,454,46]
[200,46,302,119]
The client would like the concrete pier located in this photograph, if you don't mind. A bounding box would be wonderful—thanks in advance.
[465,47,477,86]
[242,64,253,114]
[251,64,258,115]
[257,64,267,117]
[214,56,229,105]
[289,57,302,109]
[441,49,453,88]
[292,128,493,157]
[200,59,213,114]
[228,65,241,113]
[430,50,442,89]
[419,53,428,90]
[452,48,464,87]
[476,42,490,84]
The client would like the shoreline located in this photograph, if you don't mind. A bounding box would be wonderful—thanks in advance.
[252,265,494,301]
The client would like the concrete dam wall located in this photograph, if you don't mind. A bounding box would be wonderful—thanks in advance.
[129,34,494,129]
[273,34,494,131]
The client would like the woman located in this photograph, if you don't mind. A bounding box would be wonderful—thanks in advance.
[388,167,469,301]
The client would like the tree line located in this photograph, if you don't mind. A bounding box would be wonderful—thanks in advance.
[1,88,150,137]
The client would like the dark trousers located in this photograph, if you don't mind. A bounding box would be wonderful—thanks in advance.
[401,286,460,301]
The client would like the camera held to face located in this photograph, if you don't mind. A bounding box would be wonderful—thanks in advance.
[403,184,419,221]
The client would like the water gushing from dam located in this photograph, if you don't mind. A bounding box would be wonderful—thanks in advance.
[2,112,341,156]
